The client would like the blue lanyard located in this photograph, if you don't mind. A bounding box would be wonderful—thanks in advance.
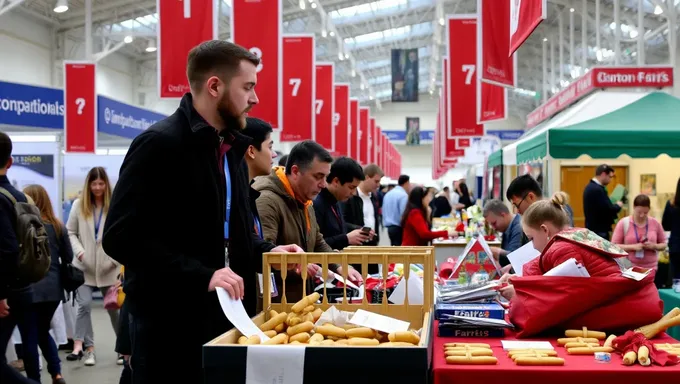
[633,219,648,243]
[224,154,232,240]
[253,215,263,240]
[94,207,103,241]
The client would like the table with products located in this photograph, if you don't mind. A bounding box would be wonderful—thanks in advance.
[660,289,680,340]
[432,238,501,267]
[432,321,680,384]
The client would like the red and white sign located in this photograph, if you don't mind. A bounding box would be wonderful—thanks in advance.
[478,81,507,124]
[458,138,471,148]
[158,0,217,98]
[448,16,485,137]
[368,118,376,164]
[315,63,335,151]
[349,98,359,159]
[64,62,97,153]
[510,0,547,56]
[358,107,369,165]
[281,35,315,142]
[527,66,674,128]
[333,84,350,157]
[479,0,517,87]
[380,133,387,171]
[374,126,382,168]
[232,0,282,128]
[441,57,455,160]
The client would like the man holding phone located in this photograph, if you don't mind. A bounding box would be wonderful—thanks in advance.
[313,157,372,251]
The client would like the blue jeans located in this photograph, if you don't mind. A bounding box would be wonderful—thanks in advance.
[0,289,40,384]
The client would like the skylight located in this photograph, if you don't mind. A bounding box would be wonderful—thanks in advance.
[345,22,432,50]
[115,12,158,32]
[330,0,408,20]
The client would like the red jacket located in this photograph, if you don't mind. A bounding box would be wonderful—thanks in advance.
[401,209,448,246]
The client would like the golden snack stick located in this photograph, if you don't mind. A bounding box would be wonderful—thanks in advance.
[309,341,322,346]
[638,346,650,365]
[237,336,247,345]
[341,324,358,330]
[312,308,323,322]
[445,349,494,357]
[287,321,315,336]
[567,346,614,355]
[557,337,599,346]
[347,337,380,346]
[444,342,491,349]
[263,333,288,345]
[274,323,285,333]
[445,356,498,365]
[603,334,616,348]
[635,308,680,339]
[289,341,302,345]
[315,324,346,339]
[564,342,601,349]
[269,310,278,317]
[446,347,492,352]
[388,331,420,345]
[302,312,314,323]
[245,335,261,345]
[289,332,311,343]
[515,357,565,366]
[263,330,277,338]
[622,351,637,365]
[302,305,315,314]
[565,327,607,340]
[291,292,321,313]
[320,339,335,346]
[286,312,303,327]
[379,342,417,347]
[335,339,349,346]
[655,343,680,348]
[508,350,557,359]
[260,312,287,332]
[346,327,376,339]
[309,333,324,343]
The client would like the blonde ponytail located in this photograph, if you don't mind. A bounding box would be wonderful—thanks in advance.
[522,191,571,230]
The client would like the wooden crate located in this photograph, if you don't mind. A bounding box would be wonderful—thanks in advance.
[203,250,435,384]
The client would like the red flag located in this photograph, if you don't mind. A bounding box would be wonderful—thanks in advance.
[281,35,315,141]
[315,63,334,151]
[349,98,359,159]
[358,107,369,165]
[479,0,517,87]
[333,84,350,157]
[64,62,96,153]
[510,0,547,56]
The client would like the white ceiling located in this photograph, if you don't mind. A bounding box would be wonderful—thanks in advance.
[7,0,678,122]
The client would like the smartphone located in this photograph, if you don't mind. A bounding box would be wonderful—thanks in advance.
[361,227,371,234]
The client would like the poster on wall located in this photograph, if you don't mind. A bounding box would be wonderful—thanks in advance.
[391,49,419,102]
[62,154,124,222]
[8,141,60,221]
[405,117,420,146]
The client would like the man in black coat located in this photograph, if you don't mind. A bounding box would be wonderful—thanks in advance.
[342,164,383,246]
[102,41,301,383]
[583,164,623,240]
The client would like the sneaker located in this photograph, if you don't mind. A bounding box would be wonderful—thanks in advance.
[116,355,124,366]
[83,350,96,366]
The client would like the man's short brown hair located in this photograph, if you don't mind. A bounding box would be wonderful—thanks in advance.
[186,40,260,92]
[363,164,384,178]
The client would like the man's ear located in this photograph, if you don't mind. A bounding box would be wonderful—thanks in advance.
[5,157,12,170]
[246,145,256,159]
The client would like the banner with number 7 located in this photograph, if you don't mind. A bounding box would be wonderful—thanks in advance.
[315,63,335,152]
[281,35,315,142]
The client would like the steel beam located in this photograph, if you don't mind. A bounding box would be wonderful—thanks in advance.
[0,0,26,18]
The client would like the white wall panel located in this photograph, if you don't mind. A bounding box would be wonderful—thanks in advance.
[0,13,52,86]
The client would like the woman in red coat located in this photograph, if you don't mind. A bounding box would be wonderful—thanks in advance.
[401,186,457,246]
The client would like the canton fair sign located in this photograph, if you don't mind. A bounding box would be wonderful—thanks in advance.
[526,66,674,128]
[97,96,166,139]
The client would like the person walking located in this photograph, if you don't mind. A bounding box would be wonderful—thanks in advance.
[382,175,411,245]
[583,164,624,240]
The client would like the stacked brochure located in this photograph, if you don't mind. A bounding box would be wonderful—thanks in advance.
[438,314,514,338]
[438,281,501,304]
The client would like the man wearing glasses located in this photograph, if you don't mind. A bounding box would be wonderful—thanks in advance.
[506,174,543,215]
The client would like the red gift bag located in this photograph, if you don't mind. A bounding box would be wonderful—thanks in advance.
[509,273,662,338]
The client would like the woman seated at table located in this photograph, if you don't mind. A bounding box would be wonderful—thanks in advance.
[401,186,458,246]
[500,192,630,299]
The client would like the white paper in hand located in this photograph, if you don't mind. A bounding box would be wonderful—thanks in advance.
[216,287,269,341]
[246,345,305,384]
[507,242,540,277]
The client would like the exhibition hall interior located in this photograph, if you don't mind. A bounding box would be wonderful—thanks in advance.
[2,0,680,383]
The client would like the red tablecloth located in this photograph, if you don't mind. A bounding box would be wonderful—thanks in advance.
[433,321,680,384]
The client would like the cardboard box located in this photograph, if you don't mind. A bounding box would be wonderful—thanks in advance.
[434,303,505,320]
[437,325,506,338]
[203,249,435,384]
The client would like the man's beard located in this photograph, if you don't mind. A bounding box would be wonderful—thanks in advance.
[218,95,249,130]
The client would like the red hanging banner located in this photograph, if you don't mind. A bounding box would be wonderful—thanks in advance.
[458,138,471,148]
[333,84,350,157]
[477,81,508,124]
[349,98,359,159]
[448,16,485,137]
[510,0,547,56]
[478,0,517,88]
[232,0,282,128]
[281,35,315,142]
[315,63,334,151]
[64,62,97,153]
[358,107,369,166]
[374,126,382,168]
[158,0,217,98]
[368,117,376,164]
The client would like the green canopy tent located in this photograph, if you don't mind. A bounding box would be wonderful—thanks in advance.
[516,92,680,163]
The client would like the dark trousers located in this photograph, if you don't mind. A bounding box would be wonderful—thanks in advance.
[0,291,39,384]
[671,252,680,279]
[387,225,403,246]
[34,301,61,378]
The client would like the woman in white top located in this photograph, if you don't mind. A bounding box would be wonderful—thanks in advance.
[66,167,120,366]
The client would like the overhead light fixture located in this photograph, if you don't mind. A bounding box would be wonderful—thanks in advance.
[123,36,133,44]
[145,40,157,52]
[654,5,663,14]
[344,53,349,59]
[630,29,638,38]
[570,8,574,12]
[338,52,344,60]
[360,84,365,90]
[543,37,548,42]
[311,2,317,9]
[329,31,335,37]
[439,18,445,26]
[321,30,327,38]
[351,69,356,77]
[53,0,69,13]
[299,0,305,10]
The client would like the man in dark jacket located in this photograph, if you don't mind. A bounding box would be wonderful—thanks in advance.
[583,164,623,240]
[102,41,301,383]
[342,163,383,247]
[0,132,39,384]
[313,157,369,250]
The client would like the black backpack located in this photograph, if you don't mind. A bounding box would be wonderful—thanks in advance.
[0,187,51,283]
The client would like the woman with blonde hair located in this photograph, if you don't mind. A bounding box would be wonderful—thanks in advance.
[66,167,120,366]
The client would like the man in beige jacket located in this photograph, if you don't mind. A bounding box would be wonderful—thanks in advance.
[254,141,362,301]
